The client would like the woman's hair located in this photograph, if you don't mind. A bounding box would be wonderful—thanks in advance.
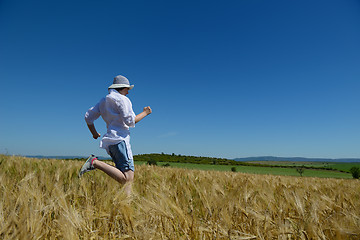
[115,87,126,92]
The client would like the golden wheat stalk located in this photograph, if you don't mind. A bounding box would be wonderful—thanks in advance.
[0,155,359,239]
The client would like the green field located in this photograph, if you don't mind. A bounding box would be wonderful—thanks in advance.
[133,153,359,179]
[134,161,353,179]
[248,161,360,171]
[327,162,360,171]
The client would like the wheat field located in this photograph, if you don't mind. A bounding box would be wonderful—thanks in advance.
[0,155,359,239]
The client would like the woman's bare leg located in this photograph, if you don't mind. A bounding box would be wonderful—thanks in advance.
[93,159,127,184]
[123,170,134,196]
[92,160,134,196]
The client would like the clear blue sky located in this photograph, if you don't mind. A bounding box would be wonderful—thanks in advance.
[1,0,360,159]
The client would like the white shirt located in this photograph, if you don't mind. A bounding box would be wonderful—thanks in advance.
[85,89,136,158]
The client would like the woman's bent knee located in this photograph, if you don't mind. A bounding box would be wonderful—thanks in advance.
[124,170,134,182]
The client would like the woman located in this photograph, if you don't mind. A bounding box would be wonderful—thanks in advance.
[79,75,152,194]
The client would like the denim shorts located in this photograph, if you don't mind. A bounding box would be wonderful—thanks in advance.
[108,141,135,172]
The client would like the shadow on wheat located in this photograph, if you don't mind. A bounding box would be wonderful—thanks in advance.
[0,155,359,239]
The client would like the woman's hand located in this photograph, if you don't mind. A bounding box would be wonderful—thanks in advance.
[143,106,152,115]
[87,124,101,139]
[93,132,101,139]
[135,106,152,123]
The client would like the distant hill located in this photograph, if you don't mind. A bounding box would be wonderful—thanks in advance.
[233,156,360,163]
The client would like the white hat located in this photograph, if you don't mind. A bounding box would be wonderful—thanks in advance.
[108,75,134,89]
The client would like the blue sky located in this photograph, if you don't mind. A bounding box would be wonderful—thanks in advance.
[1,0,360,159]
